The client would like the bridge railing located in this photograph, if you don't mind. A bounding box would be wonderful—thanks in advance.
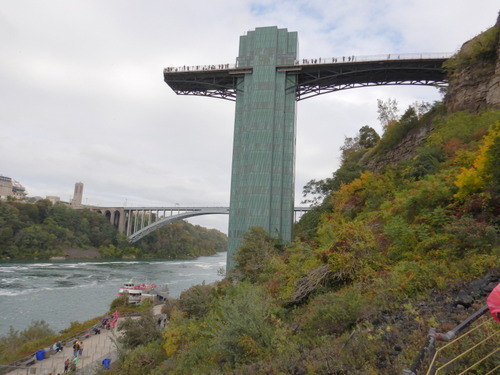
[298,52,452,65]
[164,52,453,73]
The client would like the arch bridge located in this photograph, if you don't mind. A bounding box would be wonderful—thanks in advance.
[87,205,310,242]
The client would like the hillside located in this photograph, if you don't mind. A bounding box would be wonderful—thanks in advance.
[102,21,499,375]
[0,200,227,260]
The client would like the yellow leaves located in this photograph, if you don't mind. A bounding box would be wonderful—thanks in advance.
[162,309,202,357]
[454,122,500,200]
[163,329,181,357]
[454,168,484,198]
[316,218,382,283]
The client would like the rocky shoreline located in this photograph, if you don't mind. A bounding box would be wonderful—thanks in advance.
[53,248,102,260]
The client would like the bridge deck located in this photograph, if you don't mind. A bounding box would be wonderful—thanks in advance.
[164,54,451,101]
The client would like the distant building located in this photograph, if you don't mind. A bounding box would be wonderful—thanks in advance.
[71,182,84,207]
[0,175,27,200]
[46,196,61,205]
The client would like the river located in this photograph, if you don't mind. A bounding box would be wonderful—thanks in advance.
[0,252,226,336]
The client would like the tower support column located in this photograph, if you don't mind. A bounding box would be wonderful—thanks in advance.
[227,26,298,269]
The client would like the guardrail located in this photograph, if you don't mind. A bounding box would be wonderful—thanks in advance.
[426,315,499,375]
[403,305,499,374]
[164,52,453,73]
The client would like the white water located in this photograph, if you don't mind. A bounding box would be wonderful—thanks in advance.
[0,252,226,335]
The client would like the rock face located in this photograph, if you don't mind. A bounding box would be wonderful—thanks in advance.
[445,59,499,113]
[365,16,499,172]
[445,16,500,113]
[364,123,433,171]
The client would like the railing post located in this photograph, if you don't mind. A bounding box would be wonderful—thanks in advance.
[403,327,436,375]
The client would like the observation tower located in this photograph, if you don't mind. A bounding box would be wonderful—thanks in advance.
[163,26,448,270]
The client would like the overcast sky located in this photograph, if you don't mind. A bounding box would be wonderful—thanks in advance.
[1,1,498,234]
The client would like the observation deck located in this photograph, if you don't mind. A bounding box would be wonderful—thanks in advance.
[164,52,451,101]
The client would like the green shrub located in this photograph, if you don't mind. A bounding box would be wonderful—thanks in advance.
[428,110,499,147]
[443,25,499,74]
[301,286,371,337]
[109,295,130,310]
[444,216,497,255]
[117,310,162,350]
[388,261,445,297]
[118,341,167,375]
[179,283,216,318]
[370,106,419,157]
[405,144,445,179]
[206,283,280,367]
[0,321,56,364]
[230,226,280,282]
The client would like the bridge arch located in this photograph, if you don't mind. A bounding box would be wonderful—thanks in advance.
[93,208,123,229]
[128,208,229,242]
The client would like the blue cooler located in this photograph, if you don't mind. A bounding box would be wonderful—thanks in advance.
[36,349,45,360]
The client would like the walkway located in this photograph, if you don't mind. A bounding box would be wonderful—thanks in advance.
[5,325,118,375]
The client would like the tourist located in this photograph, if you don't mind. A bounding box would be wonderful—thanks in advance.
[70,357,78,371]
[72,341,80,357]
[487,282,500,322]
[78,341,84,357]
[64,358,69,373]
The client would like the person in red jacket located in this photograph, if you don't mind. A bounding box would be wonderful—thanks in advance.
[487,282,500,323]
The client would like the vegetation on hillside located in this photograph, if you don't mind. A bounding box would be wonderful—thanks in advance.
[443,24,499,76]
[98,101,499,374]
[0,201,227,260]
[135,220,227,259]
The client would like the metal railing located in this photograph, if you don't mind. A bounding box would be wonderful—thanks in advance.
[403,305,499,374]
[164,52,454,73]
[426,316,499,374]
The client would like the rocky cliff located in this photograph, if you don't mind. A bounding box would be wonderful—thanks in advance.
[444,14,500,112]
[365,15,500,172]
[363,120,433,171]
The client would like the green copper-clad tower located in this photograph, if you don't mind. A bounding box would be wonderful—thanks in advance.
[227,27,298,269]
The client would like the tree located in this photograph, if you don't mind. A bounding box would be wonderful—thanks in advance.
[358,125,380,148]
[302,126,378,206]
[377,98,399,130]
[117,310,162,350]
[179,283,216,318]
[411,101,433,119]
[207,283,278,366]
[230,227,279,282]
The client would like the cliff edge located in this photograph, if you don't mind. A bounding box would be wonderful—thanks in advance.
[444,13,500,112]
[364,15,499,172]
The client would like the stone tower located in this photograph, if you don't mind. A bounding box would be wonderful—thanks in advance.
[72,182,84,208]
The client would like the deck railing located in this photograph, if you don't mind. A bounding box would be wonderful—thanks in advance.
[164,52,453,73]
